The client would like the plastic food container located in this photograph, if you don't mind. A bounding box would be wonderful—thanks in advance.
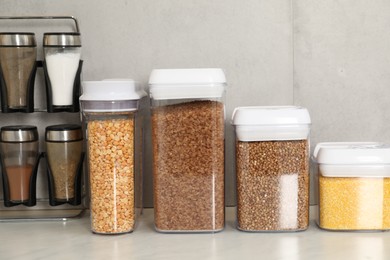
[232,106,311,232]
[314,142,390,231]
[149,68,226,232]
[0,125,40,207]
[80,79,146,234]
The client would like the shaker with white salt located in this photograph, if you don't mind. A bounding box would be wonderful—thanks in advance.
[43,33,81,110]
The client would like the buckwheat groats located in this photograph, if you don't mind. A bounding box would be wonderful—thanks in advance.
[149,68,227,233]
[232,106,311,232]
[236,140,309,231]
[152,100,225,232]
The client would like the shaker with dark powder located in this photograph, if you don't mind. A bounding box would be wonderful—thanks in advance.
[0,33,37,111]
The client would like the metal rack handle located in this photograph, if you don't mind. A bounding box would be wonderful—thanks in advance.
[0,16,80,33]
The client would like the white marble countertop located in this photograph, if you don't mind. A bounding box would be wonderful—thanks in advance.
[1,206,390,260]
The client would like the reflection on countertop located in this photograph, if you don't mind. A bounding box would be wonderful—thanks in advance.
[1,206,390,260]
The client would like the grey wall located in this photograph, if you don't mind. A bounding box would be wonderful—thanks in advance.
[1,0,389,207]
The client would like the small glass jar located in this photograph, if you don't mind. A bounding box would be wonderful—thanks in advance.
[0,33,37,113]
[314,143,390,231]
[232,106,311,232]
[43,32,82,112]
[80,79,145,234]
[0,125,40,207]
[149,68,226,233]
[45,124,84,206]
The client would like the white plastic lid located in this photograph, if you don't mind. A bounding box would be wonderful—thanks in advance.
[231,106,311,141]
[80,79,146,101]
[148,68,226,100]
[316,143,390,177]
[312,142,382,161]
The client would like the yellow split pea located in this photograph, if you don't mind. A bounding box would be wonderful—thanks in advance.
[88,117,135,234]
[319,175,390,230]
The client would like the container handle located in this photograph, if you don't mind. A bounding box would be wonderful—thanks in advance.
[0,16,80,33]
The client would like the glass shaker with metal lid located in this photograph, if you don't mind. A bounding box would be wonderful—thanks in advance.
[0,125,40,207]
[45,124,84,206]
[43,32,82,112]
[0,33,37,112]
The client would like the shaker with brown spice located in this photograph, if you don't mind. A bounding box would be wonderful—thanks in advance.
[149,68,227,233]
[0,125,40,207]
[80,79,146,234]
[45,124,84,206]
[232,106,311,232]
[0,33,37,112]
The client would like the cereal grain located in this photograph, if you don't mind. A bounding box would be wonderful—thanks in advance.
[152,100,225,232]
[236,140,309,231]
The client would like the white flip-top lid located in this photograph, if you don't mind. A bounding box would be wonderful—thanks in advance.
[231,106,311,141]
[315,142,390,177]
[80,79,146,101]
[80,79,146,112]
[148,68,226,100]
[312,142,381,161]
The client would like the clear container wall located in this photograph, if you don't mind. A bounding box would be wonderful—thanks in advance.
[0,46,36,108]
[46,140,83,201]
[235,139,310,231]
[0,141,39,203]
[318,173,390,231]
[44,47,81,106]
[151,97,225,232]
[83,110,140,234]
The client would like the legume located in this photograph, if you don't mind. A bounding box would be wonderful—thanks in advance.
[88,116,135,234]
